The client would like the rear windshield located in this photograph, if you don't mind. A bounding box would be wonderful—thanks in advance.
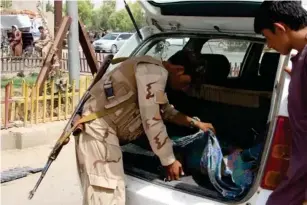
[201,39,250,77]
[137,37,254,78]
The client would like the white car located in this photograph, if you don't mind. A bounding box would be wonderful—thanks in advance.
[92,32,133,53]
[104,0,295,204]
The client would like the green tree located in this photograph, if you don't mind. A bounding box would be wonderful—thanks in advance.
[77,0,94,26]
[0,0,12,8]
[46,0,54,13]
[62,2,66,16]
[108,9,130,31]
[63,0,93,26]
[90,1,116,30]
[129,2,146,30]
[108,2,146,32]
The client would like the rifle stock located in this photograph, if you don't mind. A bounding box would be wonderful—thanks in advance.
[28,54,114,200]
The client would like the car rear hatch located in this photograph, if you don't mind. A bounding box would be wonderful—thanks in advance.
[140,0,264,35]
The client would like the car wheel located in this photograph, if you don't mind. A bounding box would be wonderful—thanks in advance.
[111,45,117,54]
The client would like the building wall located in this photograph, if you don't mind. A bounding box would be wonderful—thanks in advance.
[12,1,39,12]
[11,0,54,36]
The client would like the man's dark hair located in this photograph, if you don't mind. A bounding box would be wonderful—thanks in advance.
[168,49,201,75]
[254,0,307,34]
[38,26,44,30]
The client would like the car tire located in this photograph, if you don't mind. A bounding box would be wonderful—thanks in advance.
[111,45,117,54]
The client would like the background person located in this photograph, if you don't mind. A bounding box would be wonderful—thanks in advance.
[8,25,23,57]
[34,26,51,58]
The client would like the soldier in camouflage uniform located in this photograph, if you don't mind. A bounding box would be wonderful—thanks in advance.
[34,26,51,58]
[75,55,214,205]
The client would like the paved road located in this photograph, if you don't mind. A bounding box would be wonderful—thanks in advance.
[1,139,82,205]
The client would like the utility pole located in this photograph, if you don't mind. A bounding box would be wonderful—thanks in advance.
[54,0,62,59]
[66,0,80,89]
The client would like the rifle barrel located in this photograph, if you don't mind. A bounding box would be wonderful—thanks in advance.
[28,159,53,200]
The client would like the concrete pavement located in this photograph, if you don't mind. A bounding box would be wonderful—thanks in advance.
[1,121,68,150]
[1,138,82,205]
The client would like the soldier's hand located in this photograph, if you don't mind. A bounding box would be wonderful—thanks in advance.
[197,122,216,134]
[164,160,185,181]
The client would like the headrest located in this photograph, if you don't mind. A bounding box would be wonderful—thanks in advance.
[259,52,280,78]
[168,50,230,85]
[199,54,230,80]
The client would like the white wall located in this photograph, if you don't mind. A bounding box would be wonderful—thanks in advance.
[12,0,38,12]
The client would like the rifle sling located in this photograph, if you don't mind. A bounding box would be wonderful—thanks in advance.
[60,96,136,144]
[59,56,131,144]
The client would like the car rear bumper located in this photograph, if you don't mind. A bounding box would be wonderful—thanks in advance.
[125,175,227,205]
[125,174,273,205]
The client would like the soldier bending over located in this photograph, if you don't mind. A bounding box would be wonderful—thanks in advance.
[75,55,215,205]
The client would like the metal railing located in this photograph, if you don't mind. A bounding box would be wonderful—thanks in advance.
[0,50,106,73]
[1,76,93,129]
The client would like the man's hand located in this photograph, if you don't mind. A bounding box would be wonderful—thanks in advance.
[164,160,185,181]
[196,121,216,134]
[284,66,291,75]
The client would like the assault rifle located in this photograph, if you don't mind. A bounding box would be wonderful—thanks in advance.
[28,54,117,199]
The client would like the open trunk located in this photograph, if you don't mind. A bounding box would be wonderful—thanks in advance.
[121,82,273,201]
[118,1,280,202]
[121,36,281,202]
[121,91,271,202]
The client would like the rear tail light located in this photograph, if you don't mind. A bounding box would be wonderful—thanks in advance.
[261,116,292,190]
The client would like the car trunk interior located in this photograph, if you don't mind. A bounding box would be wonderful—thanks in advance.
[121,37,281,202]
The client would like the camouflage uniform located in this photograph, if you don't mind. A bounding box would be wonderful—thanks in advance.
[35,31,51,58]
[75,56,179,205]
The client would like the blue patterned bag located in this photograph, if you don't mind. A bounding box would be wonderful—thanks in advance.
[172,130,262,199]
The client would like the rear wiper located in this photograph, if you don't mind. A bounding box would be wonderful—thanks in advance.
[124,0,143,40]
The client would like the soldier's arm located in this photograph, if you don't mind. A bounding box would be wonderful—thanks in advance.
[162,108,198,128]
[42,34,51,45]
[135,63,176,166]
[161,94,215,132]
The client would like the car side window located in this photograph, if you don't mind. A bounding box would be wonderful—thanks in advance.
[120,34,132,40]
[144,38,190,61]
[201,39,250,77]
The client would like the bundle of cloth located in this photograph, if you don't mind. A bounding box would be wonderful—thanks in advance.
[171,129,263,199]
